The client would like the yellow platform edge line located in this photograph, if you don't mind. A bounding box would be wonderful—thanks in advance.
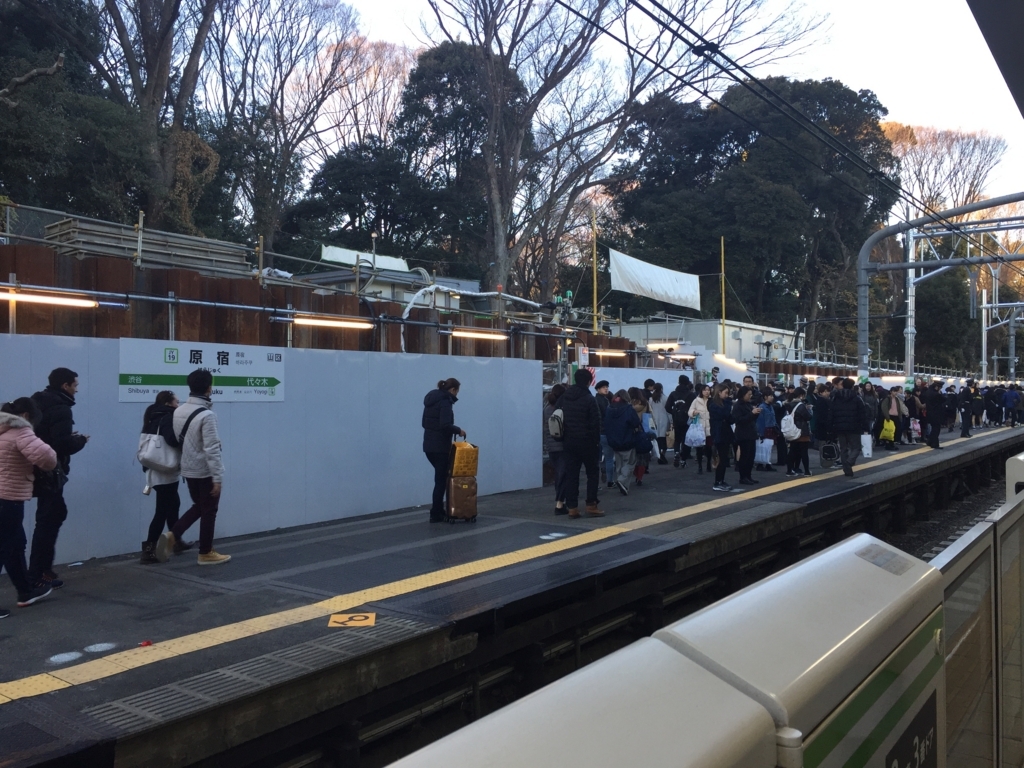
[0,433,982,703]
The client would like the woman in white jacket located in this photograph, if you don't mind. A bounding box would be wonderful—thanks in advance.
[686,384,713,475]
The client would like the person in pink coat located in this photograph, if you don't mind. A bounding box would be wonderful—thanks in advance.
[0,397,58,615]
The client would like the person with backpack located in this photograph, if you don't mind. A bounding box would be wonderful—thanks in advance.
[1004,384,1021,427]
[784,389,812,476]
[555,370,604,517]
[604,389,641,496]
[685,384,712,474]
[139,391,195,564]
[543,384,568,515]
[155,370,230,565]
[0,398,58,614]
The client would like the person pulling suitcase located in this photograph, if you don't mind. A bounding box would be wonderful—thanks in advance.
[422,378,465,523]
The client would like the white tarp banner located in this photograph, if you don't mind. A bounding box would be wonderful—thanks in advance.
[608,249,700,311]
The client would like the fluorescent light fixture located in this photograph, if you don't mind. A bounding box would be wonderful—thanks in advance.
[293,316,373,330]
[880,375,905,382]
[452,329,508,341]
[647,342,678,351]
[0,292,98,308]
[671,354,697,360]
[592,349,627,357]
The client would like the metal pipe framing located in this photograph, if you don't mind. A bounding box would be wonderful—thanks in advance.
[857,191,1024,378]
[873,252,1024,273]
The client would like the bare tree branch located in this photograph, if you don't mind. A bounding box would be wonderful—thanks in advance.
[0,53,64,108]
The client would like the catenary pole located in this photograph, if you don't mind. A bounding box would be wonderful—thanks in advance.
[857,191,1024,379]
[720,237,726,354]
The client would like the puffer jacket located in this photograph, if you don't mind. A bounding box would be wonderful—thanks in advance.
[828,388,870,435]
[422,388,461,454]
[708,400,733,444]
[0,411,58,500]
[32,386,87,474]
[173,395,224,484]
[141,402,181,486]
[604,398,641,451]
[555,385,601,454]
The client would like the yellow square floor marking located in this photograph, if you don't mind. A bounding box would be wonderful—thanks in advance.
[328,613,377,627]
[0,433,992,703]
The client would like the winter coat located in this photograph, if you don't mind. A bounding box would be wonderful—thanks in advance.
[731,400,759,442]
[595,392,610,434]
[905,394,922,419]
[709,400,733,444]
[648,395,670,437]
[971,389,986,415]
[755,401,777,438]
[809,393,830,440]
[788,401,812,441]
[687,396,711,437]
[604,398,641,451]
[141,402,181,487]
[880,394,909,420]
[1004,390,1022,410]
[31,386,87,475]
[543,402,563,455]
[0,411,57,501]
[422,389,462,454]
[174,395,224,484]
[666,386,697,426]
[555,385,601,455]
[828,388,870,435]
[921,388,946,425]
[861,391,879,423]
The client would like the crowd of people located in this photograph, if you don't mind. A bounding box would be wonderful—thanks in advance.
[0,367,231,618]
[539,371,1022,513]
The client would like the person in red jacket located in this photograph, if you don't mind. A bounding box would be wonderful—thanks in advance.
[0,398,59,615]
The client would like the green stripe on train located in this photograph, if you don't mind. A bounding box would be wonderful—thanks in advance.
[803,609,943,768]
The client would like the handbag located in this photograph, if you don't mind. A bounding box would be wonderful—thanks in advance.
[33,464,67,496]
[138,432,180,473]
[879,418,896,442]
[755,438,773,465]
[819,441,840,468]
[860,434,873,459]
[684,419,706,448]
[450,437,479,477]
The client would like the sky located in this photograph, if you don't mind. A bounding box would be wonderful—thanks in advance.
[353,0,1024,199]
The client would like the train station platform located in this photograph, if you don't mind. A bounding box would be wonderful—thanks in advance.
[3,427,1024,768]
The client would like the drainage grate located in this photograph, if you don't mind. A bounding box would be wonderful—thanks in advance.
[83,615,439,734]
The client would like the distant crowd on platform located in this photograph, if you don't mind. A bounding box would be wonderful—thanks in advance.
[1,366,231,618]
[539,369,1021,517]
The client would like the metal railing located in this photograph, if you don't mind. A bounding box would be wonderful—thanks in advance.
[930,481,1024,767]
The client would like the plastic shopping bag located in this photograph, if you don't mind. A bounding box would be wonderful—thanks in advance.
[861,434,873,459]
[755,438,773,465]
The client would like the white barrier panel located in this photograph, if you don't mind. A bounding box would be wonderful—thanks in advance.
[656,534,944,767]
[0,334,542,562]
[1006,450,1024,502]
[389,638,778,768]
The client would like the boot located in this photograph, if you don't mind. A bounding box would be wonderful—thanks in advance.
[585,504,605,517]
[140,541,159,565]
[568,508,581,518]
[173,538,196,555]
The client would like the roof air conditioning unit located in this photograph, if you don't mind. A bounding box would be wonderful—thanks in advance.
[731,330,742,340]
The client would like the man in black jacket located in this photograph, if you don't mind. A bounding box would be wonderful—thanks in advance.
[555,369,604,518]
[29,367,89,588]
[595,380,615,488]
[827,378,870,478]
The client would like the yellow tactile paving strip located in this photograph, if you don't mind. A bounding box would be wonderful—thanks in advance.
[0,435,980,704]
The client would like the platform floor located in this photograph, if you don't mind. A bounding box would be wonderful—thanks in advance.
[2,428,1021,766]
